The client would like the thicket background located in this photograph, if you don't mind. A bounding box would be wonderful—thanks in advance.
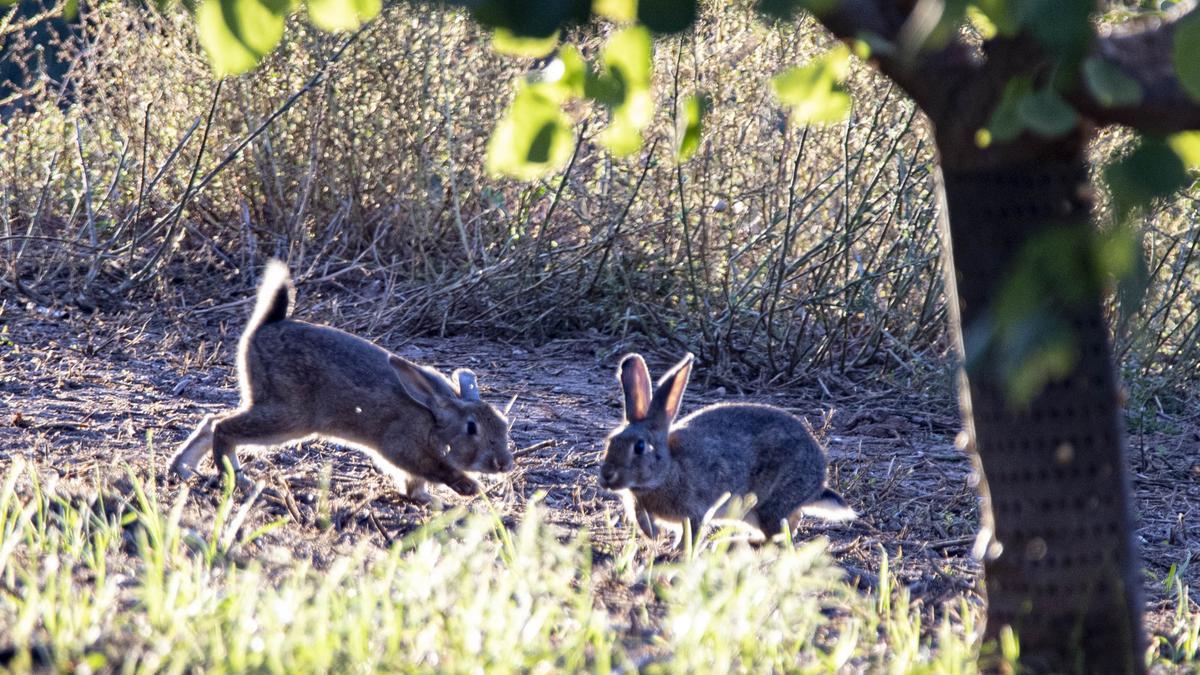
[4,2,1197,412]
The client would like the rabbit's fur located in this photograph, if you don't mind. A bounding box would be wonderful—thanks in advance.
[169,260,514,500]
[599,352,854,543]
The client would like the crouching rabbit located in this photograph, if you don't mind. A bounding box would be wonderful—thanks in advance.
[599,353,854,545]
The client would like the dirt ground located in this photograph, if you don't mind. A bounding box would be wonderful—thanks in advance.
[1,283,1197,640]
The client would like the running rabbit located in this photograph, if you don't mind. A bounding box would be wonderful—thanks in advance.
[169,260,514,501]
[599,352,854,543]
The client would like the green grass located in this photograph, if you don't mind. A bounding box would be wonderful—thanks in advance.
[0,460,1194,673]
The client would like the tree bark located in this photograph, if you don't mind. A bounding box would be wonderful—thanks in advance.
[938,148,1144,673]
[807,1,1200,669]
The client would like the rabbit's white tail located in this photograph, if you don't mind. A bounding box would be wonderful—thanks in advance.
[236,260,293,405]
[247,259,293,334]
[800,488,857,522]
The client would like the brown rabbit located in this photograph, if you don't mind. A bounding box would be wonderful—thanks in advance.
[599,353,854,544]
[169,260,514,500]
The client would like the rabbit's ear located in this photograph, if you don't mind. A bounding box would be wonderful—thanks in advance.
[454,369,481,402]
[649,353,693,426]
[390,355,457,412]
[619,354,652,422]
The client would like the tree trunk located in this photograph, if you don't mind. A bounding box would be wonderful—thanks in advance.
[938,149,1144,672]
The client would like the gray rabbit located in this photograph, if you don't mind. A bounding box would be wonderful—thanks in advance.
[599,352,854,544]
[169,260,514,500]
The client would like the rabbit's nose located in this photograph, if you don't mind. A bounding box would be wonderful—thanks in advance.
[600,465,618,487]
[493,454,514,472]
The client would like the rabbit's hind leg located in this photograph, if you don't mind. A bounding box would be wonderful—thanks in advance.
[171,413,218,479]
[211,405,307,488]
[399,475,432,504]
[752,496,802,542]
[758,494,853,542]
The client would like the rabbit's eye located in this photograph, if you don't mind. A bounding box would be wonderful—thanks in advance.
[634,439,646,455]
[466,420,478,436]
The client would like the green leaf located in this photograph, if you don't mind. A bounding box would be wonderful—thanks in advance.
[536,45,589,101]
[1082,56,1143,107]
[772,44,853,125]
[965,5,998,39]
[1174,10,1200,102]
[675,92,709,161]
[637,0,695,33]
[997,228,1097,317]
[1167,131,1200,169]
[969,226,1108,405]
[596,26,654,155]
[601,26,652,91]
[1094,227,1140,281]
[307,0,377,31]
[969,0,1018,37]
[487,84,575,180]
[559,46,590,97]
[493,28,559,57]
[196,0,289,76]
[923,0,969,50]
[594,0,636,22]
[1105,136,1190,217]
[1004,318,1076,406]
[602,116,646,156]
[1094,226,1148,324]
[468,0,588,39]
[984,76,1032,144]
[1016,88,1078,138]
[756,0,798,20]
[1015,0,1094,62]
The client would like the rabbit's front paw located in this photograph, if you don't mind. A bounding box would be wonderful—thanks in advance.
[170,462,196,481]
[404,487,433,505]
[449,476,481,496]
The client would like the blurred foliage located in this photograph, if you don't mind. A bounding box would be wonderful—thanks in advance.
[595,25,654,155]
[982,75,1033,145]
[771,43,852,124]
[1015,87,1078,138]
[1106,136,1192,219]
[307,0,378,31]
[674,91,708,161]
[195,0,377,75]
[1082,56,1143,108]
[181,0,1200,217]
[966,226,1146,404]
[485,24,654,175]
[196,0,292,75]
[491,27,559,57]
[485,82,574,179]
[1175,9,1200,101]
